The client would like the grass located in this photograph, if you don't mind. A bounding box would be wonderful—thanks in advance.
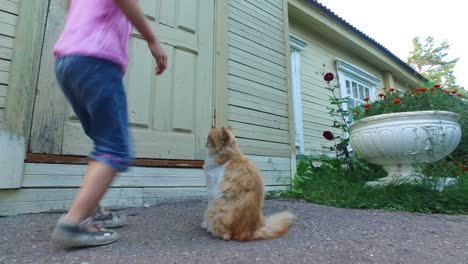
[267,156,468,215]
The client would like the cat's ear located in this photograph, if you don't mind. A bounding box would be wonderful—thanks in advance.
[221,127,232,144]
[226,125,232,131]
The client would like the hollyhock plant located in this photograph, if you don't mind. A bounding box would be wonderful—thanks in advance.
[322,131,334,141]
[324,72,334,82]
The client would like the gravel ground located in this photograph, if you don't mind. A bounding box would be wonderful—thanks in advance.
[1,199,467,264]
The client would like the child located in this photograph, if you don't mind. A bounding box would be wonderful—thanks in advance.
[51,0,167,248]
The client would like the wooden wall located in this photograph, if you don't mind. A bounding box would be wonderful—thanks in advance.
[0,0,20,124]
[0,155,290,215]
[290,18,386,156]
[226,0,291,158]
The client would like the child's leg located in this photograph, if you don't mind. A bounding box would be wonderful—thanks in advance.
[52,56,131,247]
[65,160,117,223]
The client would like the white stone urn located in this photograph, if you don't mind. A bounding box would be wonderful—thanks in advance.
[348,111,462,185]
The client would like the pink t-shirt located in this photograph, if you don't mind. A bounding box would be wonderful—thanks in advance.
[53,0,133,72]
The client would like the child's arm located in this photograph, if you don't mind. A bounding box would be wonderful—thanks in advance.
[114,0,167,74]
[64,0,70,12]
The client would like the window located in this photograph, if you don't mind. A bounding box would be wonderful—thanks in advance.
[289,34,307,155]
[336,59,381,119]
[344,79,373,110]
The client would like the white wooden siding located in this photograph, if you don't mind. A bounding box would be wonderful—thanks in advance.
[0,155,290,215]
[226,0,290,157]
[0,0,19,123]
[290,19,385,156]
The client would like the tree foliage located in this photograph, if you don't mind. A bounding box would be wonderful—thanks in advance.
[407,36,463,91]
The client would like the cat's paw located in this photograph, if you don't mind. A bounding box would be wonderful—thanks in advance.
[222,232,232,241]
[201,221,208,229]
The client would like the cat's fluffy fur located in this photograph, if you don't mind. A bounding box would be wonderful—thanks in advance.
[202,126,294,241]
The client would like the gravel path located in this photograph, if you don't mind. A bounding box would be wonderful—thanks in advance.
[1,199,467,264]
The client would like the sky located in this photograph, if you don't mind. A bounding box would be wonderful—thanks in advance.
[319,0,467,89]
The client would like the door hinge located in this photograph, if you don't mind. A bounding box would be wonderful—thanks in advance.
[212,107,216,128]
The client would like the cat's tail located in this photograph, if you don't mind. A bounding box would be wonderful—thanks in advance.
[252,211,294,240]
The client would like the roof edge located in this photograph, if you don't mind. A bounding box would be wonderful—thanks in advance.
[304,0,427,83]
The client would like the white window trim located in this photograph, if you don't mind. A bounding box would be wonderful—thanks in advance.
[290,34,307,155]
[336,58,381,110]
[336,59,381,151]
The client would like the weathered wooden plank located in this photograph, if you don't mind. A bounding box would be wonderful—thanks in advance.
[264,0,283,10]
[2,0,49,189]
[0,70,8,84]
[227,32,285,66]
[0,188,144,215]
[302,112,337,127]
[228,105,290,130]
[228,89,288,116]
[229,75,287,99]
[26,153,205,168]
[227,18,284,52]
[0,10,17,25]
[144,186,290,206]
[230,121,290,144]
[237,138,290,157]
[0,0,19,15]
[21,159,291,188]
[227,27,285,57]
[0,83,6,96]
[228,61,286,91]
[0,34,13,60]
[26,0,66,154]
[22,174,291,188]
[228,97,287,118]
[0,58,10,71]
[0,20,15,37]
[228,80,287,105]
[228,47,286,80]
[228,4,283,37]
[23,157,290,175]
[61,122,196,159]
[143,187,206,205]
[231,0,283,23]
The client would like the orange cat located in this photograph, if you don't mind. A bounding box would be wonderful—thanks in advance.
[202,126,294,241]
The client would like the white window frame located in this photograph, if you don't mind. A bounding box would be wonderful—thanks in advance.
[336,59,381,151]
[289,34,307,155]
[336,59,381,117]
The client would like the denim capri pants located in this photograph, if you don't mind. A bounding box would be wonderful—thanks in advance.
[55,55,132,172]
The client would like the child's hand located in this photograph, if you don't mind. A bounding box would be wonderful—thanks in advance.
[148,40,167,75]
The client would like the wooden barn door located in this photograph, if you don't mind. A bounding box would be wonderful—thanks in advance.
[29,0,214,160]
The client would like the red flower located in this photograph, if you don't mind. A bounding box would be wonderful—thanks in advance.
[322,131,334,141]
[415,88,427,92]
[434,84,440,88]
[378,93,385,98]
[363,97,370,102]
[324,72,334,82]
[456,93,463,97]
[364,103,371,109]
[394,98,401,104]
[389,88,395,92]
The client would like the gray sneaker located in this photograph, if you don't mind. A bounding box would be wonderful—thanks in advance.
[93,207,127,229]
[52,216,119,248]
